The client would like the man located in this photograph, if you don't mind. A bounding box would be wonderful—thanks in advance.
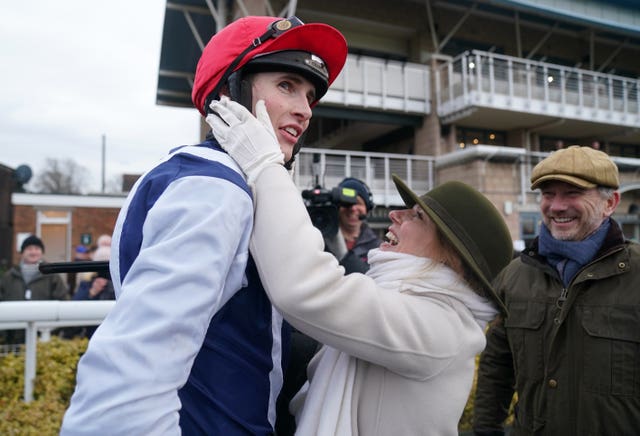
[61,16,347,435]
[473,145,640,435]
[324,177,381,274]
[0,235,68,344]
[95,233,111,248]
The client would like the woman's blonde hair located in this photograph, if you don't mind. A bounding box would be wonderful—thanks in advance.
[435,228,488,298]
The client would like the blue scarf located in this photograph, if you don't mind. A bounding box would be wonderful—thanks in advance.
[538,219,610,286]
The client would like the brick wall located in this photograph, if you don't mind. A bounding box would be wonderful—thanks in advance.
[70,207,119,250]
[11,204,120,266]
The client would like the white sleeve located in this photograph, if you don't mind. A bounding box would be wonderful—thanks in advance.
[61,176,253,435]
[249,166,473,380]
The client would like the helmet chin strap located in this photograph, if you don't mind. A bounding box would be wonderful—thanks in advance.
[286,130,307,170]
[227,72,253,112]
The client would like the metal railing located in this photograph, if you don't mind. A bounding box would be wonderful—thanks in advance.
[322,54,431,115]
[296,147,436,206]
[436,49,640,126]
[0,301,114,402]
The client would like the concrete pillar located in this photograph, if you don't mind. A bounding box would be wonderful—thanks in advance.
[414,57,444,157]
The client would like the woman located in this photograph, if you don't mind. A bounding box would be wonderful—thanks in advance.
[209,98,513,435]
[63,245,115,339]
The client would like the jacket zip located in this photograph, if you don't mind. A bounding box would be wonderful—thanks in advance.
[555,287,568,310]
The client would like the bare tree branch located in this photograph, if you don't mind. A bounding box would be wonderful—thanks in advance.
[33,158,90,194]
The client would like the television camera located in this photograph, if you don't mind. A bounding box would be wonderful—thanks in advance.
[302,184,358,238]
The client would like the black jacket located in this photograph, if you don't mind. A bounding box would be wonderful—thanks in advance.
[327,222,381,274]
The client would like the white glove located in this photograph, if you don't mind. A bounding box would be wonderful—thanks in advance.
[206,97,284,184]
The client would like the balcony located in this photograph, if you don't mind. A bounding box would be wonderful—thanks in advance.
[436,50,640,144]
[320,54,430,115]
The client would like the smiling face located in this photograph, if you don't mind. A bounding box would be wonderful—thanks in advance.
[21,245,43,265]
[250,71,315,162]
[338,196,368,235]
[539,181,620,241]
[381,204,449,260]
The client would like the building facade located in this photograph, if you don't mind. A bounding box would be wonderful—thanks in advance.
[156,0,640,245]
[10,194,122,269]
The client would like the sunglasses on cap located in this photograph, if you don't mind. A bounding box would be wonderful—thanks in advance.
[206,16,305,112]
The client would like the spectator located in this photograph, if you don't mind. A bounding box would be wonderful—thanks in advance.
[74,245,91,261]
[95,234,112,248]
[71,245,114,338]
[473,145,640,435]
[0,235,68,344]
[325,177,382,273]
[73,245,99,288]
[67,245,91,295]
[210,96,514,435]
[61,16,347,435]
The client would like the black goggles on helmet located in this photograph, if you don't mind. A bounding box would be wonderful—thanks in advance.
[205,16,305,113]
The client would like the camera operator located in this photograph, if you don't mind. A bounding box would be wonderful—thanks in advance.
[325,177,381,274]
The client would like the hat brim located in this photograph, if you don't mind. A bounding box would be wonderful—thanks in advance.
[530,174,597,190]
[236,22,346,99]
[392,175,508,315]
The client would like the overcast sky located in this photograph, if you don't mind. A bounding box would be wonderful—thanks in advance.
[0,0,200,193]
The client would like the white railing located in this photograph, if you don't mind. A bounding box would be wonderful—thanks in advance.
[322,54,431,115]
[0,301,114,402]
[436,49,640,127]
[296,147,436,206]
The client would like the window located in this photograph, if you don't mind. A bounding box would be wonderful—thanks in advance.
[456,127,506,148]
[520,212,541,248]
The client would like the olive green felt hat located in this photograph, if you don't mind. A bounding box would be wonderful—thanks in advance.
[392,175,512,314]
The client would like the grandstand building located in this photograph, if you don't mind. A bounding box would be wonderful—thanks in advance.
[157,0,640,246]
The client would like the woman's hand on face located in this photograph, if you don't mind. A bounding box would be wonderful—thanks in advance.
[207,97,284,184]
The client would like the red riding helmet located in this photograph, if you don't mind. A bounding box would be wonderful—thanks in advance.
[192,16,348,116]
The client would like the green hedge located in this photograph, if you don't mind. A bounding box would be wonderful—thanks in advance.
[0,337,87,435]
[460,355,516,432]
[0,338,512,434]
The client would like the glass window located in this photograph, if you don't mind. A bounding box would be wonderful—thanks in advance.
[520,212,541,248]
[456,127,506,148]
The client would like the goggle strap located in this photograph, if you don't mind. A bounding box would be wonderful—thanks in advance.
[205,18,297,112]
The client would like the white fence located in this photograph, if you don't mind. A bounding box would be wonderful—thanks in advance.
[0,301,114,402]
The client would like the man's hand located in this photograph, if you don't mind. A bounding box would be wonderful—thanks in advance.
[207,97,284,184]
